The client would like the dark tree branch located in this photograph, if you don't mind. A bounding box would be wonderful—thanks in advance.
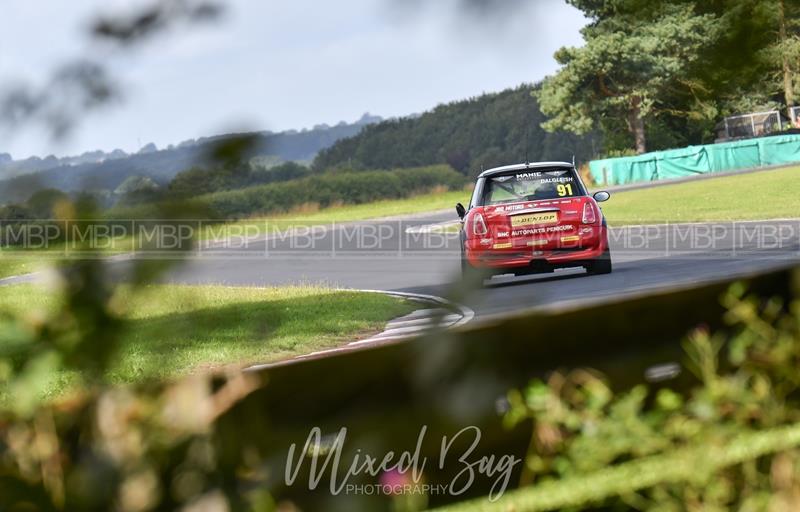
[91,0,223,45]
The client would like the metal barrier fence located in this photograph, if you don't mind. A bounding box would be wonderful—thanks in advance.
[719,110,783,140]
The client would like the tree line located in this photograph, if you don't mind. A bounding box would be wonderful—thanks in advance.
[539,0,800,154]
[312,86,602,177]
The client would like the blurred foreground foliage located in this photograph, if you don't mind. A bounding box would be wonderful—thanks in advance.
[0,226,272,511]
[0,186,274,510]
[463,272,800,511]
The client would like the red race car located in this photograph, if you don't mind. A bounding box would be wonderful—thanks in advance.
[456,162,612,281]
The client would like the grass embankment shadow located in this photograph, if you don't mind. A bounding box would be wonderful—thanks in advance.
[114,290,413,381]
[0,284,415,401]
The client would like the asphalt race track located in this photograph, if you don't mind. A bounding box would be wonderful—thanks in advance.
[160,211,800,319]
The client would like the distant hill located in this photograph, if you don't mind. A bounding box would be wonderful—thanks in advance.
[313,85,600,176]
[0,114,381,205]
[0,149,132,180]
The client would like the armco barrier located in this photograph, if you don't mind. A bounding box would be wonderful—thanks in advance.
[213,265,798,510]
[589,134,800,185]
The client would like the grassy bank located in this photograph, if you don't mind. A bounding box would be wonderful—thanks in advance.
[0,284,415,400]
[0,237,136,280]
[600,165,800,224]
[0,255,45,280]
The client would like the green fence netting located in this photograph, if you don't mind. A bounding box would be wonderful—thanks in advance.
[588,134,800,186]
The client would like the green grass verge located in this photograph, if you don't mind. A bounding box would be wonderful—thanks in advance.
[0,235,138,280]
[0,254,45,280]
[600,165,800,225]
[0,245,131,281]
[0,284,415,399]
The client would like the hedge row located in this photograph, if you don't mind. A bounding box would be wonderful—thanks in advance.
[167,161,312,198]
[200,165,466,218]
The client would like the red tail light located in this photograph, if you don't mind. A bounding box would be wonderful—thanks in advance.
[471,212,488,237]
[582,202,597,224]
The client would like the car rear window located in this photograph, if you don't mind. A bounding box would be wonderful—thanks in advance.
[481,169,584,205]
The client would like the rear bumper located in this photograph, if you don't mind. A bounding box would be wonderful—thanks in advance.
[464,227,608,271]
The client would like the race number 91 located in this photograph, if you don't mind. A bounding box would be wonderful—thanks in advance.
[557,184,573,197]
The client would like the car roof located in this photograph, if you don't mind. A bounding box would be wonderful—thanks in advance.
[477,161,575,179]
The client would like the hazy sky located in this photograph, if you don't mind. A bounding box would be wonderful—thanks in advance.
[1,0,587,159]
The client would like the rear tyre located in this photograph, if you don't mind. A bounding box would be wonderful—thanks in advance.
[461,250,486,286]
[586,248,612,275]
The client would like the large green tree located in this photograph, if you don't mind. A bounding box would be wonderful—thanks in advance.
[537,2,722,154]
[759,0,800,119]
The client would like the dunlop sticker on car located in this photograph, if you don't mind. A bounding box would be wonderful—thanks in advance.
[511,211,559,227]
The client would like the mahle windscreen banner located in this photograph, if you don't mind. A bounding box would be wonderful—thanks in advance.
[588,134,800,185]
